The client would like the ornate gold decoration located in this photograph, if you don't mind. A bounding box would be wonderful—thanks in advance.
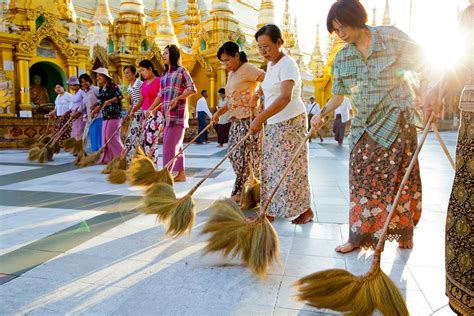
[19,8,76,58]
[136,42,165,72]
[91,44,110,67]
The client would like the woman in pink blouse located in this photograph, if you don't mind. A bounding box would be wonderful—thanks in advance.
[129,59,162,164]
[149,45,196,182]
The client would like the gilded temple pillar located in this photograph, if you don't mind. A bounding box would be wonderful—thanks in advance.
[209,74,216,111]
[16,55,32,116]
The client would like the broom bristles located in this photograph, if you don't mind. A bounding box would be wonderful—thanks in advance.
[62,137,76,151]
[53,141,61,154]
[40,136,52,145]
[78,152,99,167]
[28,146,41,161]
[107,169,127,184]
[101,156,118,174]
[240,178,260,210]
[38,147,49,163]
[46,145,54,161]
[202,199,279,277]
[166,196,195,238]
[127,155,159,186]
[74,151,84,165]
[294,267,408,316]
[71,139,84,155]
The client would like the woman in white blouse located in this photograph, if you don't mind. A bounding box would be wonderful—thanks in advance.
[250,24,313,225]
[47,82,73,143]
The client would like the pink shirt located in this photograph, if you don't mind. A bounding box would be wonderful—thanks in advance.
[141,77,160,111]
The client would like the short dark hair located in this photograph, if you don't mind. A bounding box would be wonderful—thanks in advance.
[79,73,93,85]
[327,0,368,33]
[310,96,315,100]
[54,82,64,88]
[164,44,180,71]
[217,41,248,63]
[201,90,208,96]
[124,64,137,74]
[138,59,154,70]
[218,88,225,94]
[255,24,284,44]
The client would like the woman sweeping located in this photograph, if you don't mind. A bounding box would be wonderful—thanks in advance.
[212,41,265,202]
[312,0,426,252]
[91,67,124,164]
[122,65,144,163]
[150,45,196,182]
[250,25,314,224]
[135,60,162,163]
[46,82,72,143]
[79,73,101,152]
[68,76,85,141]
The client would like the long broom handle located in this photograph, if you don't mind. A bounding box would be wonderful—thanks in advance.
[432,124,455,170]
[164,121,215,170]
[258,125,313,218]
[47,116,73,146]
[186,131,253,197]
[370,114,434,271]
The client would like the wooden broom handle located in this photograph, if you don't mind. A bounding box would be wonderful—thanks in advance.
[47,116,73,146]
[187,131,253,196]
[258,126,313,217]
[164,121,215,169]
[432,124,455,170]
[371,114,434,270]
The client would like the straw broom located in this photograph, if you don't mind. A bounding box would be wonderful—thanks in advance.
[202,125,317,277]
[22,116,53,148]
[37,117,73,163]
[27,117,54,160]
[432,123,455,170]
[78,122,124,167]
[240,130,262,210]
[142,131,253,239]
[294,115,435,316]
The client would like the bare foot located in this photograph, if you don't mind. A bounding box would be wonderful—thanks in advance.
[398,240,413,249]
[291,209,314,224]
[335,242,359,253]
[174,171,186,182]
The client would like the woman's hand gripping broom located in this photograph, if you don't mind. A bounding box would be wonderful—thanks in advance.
[294,114,435,316]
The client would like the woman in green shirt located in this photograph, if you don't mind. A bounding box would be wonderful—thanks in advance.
[313,0,428,252]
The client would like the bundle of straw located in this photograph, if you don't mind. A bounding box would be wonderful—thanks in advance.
[34,117,73,163]
[294,115,435,316]
[142,131,253,238]
[202,126,316,277]
[240,132,261,210]
[127,119,215,187]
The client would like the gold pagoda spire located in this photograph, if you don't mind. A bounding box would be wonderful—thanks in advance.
[113,0,146,54]
[281,0,295,50]
[382,0,391,25]
[372,6,377,26]
[151,0,160,20]
[257,0,275,29]
[210,0,233,17]
[183,0,201,50]
[155,0,178,50]
[94,0,114,32]
[309,24,324,77]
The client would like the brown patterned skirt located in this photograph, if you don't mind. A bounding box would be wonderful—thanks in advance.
[228,119,261,197]
[53,112,72,144]
[348,120,422,249]
[445,110,473,316]
[261,113,311,218]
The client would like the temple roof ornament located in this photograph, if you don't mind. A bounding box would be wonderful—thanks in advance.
[372,6,377,26]
[257,0,275,29]
[210,0,233,17]
[382,0,391,25]
[183,0,200,51]
[309,24,324,77]
[155,0,178,49]
[281,0,295,51]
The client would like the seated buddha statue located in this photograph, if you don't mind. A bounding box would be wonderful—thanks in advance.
[30,74,50,107]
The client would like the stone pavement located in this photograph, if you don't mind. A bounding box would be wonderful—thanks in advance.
[0,132,458,315]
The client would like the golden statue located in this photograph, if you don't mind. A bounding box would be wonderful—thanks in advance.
[30,74,50,107]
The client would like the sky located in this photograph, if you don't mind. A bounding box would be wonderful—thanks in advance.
[271,0,470,70]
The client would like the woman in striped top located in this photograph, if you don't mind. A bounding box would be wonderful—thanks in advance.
[123,65,143,163]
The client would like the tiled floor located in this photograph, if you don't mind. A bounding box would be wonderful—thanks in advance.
[0,132,457,315]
